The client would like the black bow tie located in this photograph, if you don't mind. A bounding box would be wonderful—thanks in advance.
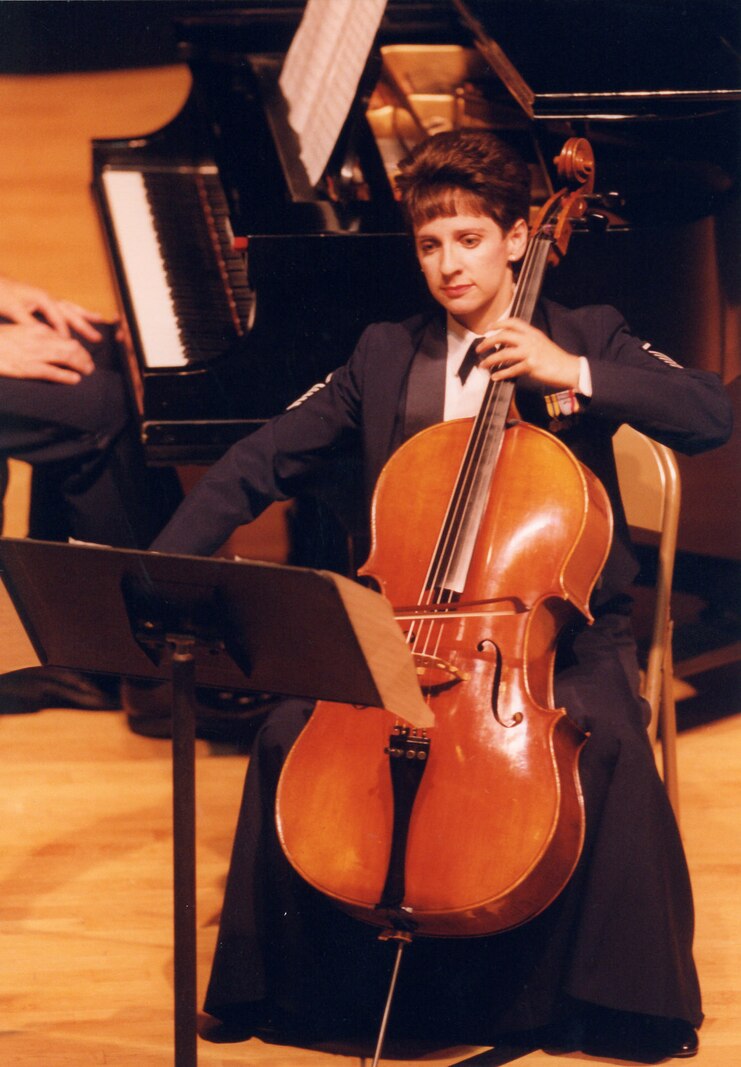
[458,337,484,385]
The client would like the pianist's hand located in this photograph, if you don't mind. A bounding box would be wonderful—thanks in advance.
[0,275,105,341]
[0,322,97,384]
[0,275,103,384]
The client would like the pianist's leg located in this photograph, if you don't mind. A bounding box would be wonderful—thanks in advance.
[0,320,181,547]
[0,320,182,714]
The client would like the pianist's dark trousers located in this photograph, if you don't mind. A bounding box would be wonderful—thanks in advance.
[0,321,181,547]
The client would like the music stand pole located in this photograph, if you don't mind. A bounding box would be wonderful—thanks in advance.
[169,636,198,1067]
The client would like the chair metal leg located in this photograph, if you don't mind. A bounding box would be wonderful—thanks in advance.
[660,627,680,824]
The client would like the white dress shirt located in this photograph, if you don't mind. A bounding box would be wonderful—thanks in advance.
[442,311,591,422]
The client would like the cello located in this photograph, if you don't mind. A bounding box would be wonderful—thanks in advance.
[276,140,612,944]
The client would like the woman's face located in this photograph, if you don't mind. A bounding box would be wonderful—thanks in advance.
[414,210,528,334]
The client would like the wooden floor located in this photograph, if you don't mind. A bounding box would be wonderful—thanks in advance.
[0,65,740,1066]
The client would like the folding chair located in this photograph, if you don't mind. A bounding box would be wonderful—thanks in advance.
[612,423,682,820]
[0,458,7,533]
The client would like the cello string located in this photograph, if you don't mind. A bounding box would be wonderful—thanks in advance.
[417,230,550,598]
[409,232,550,659]
[408,231,554,666]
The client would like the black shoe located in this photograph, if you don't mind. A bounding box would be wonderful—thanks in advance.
[123,678,274,742]
[200,1008,259,1044]
[200,1003,317,1046]
[584,1009,699,1062]
[659,1020,699,1059]
[0,666,120,714]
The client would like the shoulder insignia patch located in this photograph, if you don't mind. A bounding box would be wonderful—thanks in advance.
[642,341,683,369]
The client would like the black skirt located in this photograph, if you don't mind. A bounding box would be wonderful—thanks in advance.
[204,612,702,1044]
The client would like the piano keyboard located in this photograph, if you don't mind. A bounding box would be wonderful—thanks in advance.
[101,167,252,369]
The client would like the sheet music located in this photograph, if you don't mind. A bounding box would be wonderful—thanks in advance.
[279,0,387,186]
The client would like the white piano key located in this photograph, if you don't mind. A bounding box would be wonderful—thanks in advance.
[101,168,187,368]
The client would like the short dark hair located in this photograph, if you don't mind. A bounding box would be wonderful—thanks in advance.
[395,130,531,233]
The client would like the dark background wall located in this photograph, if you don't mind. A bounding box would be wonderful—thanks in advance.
[0,1,188,73]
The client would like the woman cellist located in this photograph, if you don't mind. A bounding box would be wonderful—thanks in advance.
[150,131,732,1060]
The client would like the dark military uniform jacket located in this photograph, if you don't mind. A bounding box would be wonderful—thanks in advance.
[152,299,731,606]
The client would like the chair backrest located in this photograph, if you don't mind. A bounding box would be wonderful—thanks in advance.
[612,424,681,735]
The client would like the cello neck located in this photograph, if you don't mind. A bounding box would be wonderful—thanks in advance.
[510,223,555,325]
[423,221,556,597]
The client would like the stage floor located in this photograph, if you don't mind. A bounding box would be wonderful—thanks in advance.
[0,63,739,1066]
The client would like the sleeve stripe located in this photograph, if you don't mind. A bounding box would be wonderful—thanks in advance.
[641,341,683,369]
[285,371,334,410]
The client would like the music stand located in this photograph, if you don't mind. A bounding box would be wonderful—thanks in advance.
[0,537,430,1067]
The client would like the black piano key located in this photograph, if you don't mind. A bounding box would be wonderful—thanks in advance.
[142,169,253,363]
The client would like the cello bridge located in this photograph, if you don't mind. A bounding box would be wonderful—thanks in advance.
[412,652,469,689]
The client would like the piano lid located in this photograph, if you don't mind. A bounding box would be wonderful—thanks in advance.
[176,1,740,124]
[455,0,741,119]
[167,0,738,240]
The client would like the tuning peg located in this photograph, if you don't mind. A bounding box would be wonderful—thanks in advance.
[585,211,610,232]
[589,189,623,205]
[584,191,625,210]
[600,190,626,210]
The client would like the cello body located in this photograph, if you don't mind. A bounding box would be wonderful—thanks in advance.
[276,416,612,937]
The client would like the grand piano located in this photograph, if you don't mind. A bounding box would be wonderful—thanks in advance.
[92,0,740,465]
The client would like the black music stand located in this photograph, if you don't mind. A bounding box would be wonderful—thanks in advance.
[0,537,430,1067]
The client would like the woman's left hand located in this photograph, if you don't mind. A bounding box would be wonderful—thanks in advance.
[477,318,582,391]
